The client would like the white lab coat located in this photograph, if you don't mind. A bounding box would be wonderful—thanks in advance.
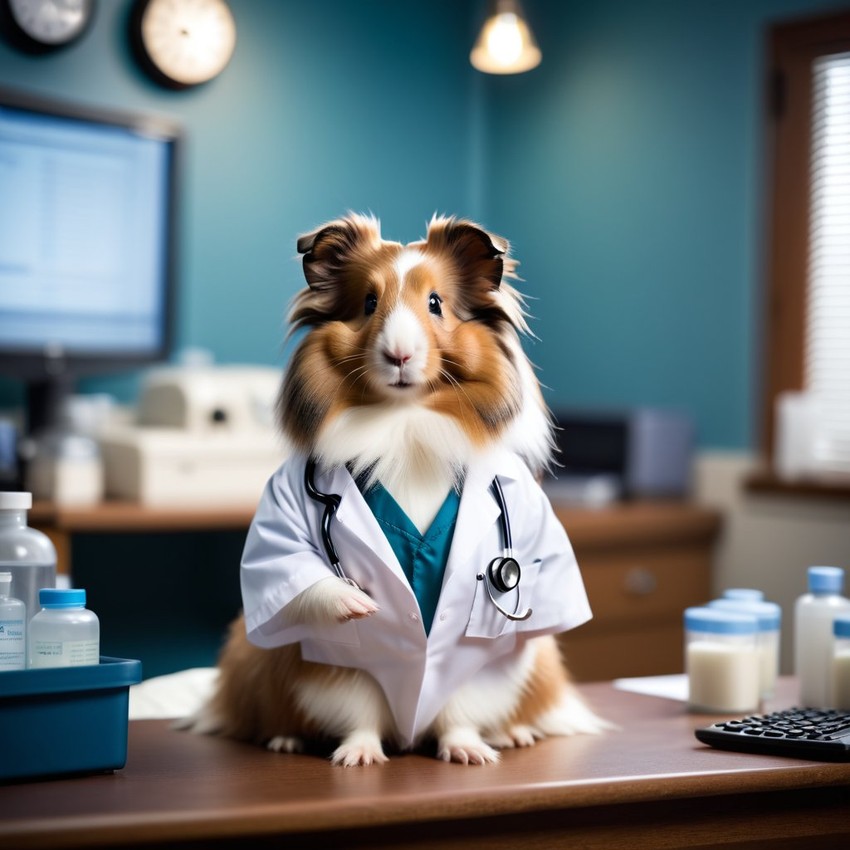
[241,449,592,747]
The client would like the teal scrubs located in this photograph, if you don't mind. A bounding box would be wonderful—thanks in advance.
[360,483,460,634]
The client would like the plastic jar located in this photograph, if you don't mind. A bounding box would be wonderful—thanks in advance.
[685,606,760,714]
[794,566,850,708]
[0,491,56,625]
[709,598,782,700]
[0,571,26,670]
[28,588,99,669]
[831,615,850,711]
[722,588,765,602]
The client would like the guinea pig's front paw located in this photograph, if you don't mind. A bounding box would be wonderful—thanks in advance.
[437,728,500,765]
[331,730,388,767]
[328,581,380,623]
[299,575,379,624]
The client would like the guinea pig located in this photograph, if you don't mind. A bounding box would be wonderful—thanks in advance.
[181,213,609,766]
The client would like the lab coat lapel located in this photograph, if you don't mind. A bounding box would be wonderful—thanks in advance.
[321,464,411,589]
[443,450,520,582]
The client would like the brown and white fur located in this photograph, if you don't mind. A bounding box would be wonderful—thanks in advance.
[181,213,608,765]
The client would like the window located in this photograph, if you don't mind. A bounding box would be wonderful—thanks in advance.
[807,51,850,474]
[760,13,850,486]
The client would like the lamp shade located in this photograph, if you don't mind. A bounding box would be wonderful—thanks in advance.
[470,0,541,74]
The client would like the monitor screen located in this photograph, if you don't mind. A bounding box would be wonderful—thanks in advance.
[0,88,181,434]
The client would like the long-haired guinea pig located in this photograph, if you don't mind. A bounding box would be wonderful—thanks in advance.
[180,213,609,765]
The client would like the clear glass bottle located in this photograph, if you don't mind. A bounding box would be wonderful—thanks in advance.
[0,571,26,671]
[794,566,850,708]
[0,491,56,625]
[685,606,760,714]
[831,615,850,711]
[28,588,99,669]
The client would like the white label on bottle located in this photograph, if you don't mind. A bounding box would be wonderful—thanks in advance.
[0,618,26,670]
[832,650,850,711]
[30,639,99,668]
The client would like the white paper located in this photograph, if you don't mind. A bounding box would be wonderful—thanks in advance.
[613,673,688,702]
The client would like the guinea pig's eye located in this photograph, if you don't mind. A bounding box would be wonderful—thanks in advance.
[364,292,378,316]
[428,292,443,317]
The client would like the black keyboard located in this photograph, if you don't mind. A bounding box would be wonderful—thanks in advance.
[695,708,850,761]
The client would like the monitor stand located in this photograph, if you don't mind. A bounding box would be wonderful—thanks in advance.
[26,374,75,437]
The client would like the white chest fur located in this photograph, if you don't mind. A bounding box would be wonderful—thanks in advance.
[314,404,474,533]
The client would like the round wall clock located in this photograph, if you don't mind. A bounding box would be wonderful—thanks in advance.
[130,0,237,89]
[1,0,95,52]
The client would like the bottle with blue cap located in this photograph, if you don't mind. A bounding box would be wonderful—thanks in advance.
[794,566,850,707]
[832,616,850,711]
[722,588,764,602]
[684,606,760,713]
[28,587,99,669]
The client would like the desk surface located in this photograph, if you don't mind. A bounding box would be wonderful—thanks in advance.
[30,498,720,544]
[2,679,848,850]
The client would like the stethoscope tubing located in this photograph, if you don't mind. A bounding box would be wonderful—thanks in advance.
[304,458,347,584]
[304,459,530,619]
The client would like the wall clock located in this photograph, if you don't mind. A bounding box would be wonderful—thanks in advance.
[1,0,95,52]
[130,0,237,89]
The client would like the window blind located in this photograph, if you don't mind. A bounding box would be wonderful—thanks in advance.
[805,52,850,474]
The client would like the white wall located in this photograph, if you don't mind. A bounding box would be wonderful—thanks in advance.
[694,453,850,673]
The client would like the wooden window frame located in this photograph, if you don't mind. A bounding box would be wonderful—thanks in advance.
[751,11,850,500]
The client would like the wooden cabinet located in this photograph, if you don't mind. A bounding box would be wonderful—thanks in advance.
[552,501,721,682]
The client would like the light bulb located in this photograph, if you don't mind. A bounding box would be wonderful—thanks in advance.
[486,14,523,67]
[470,1,542,75]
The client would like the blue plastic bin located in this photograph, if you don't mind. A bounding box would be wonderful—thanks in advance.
[0,656,142,782]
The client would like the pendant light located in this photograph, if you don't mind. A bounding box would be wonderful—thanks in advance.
[470,0,541,75]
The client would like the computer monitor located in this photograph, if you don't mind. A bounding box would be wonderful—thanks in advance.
[0,87,181,436]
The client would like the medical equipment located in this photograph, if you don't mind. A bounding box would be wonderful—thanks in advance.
[480,475,532,621]
[100,366,283,506]
[304,460,532,621]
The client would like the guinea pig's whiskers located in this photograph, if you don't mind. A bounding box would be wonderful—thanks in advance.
[302,354,369,400]
[438,358,473,393]
[436,368,477,432]
[332,361,370,398]
[334,350,369,367]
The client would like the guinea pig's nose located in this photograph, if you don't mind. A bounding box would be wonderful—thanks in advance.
[383,349,412,368]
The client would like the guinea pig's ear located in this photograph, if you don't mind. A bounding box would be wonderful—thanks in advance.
[297,214,382,290]
[425,217,507,293]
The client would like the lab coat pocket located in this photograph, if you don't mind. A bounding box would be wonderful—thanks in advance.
[310,620,361,647]
[465,559,542,639]
[300,621,361,668]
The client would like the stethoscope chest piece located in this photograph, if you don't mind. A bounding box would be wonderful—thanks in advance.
[488,556,521,593]
[478,555,532,622]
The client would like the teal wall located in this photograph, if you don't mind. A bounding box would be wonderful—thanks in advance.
[3,0,850,450]
[0,0,482,400]
[482,0,850,449]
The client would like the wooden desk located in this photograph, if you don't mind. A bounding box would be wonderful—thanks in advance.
[1,679,847,850]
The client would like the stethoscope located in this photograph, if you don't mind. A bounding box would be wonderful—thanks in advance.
[304,459,532,622]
